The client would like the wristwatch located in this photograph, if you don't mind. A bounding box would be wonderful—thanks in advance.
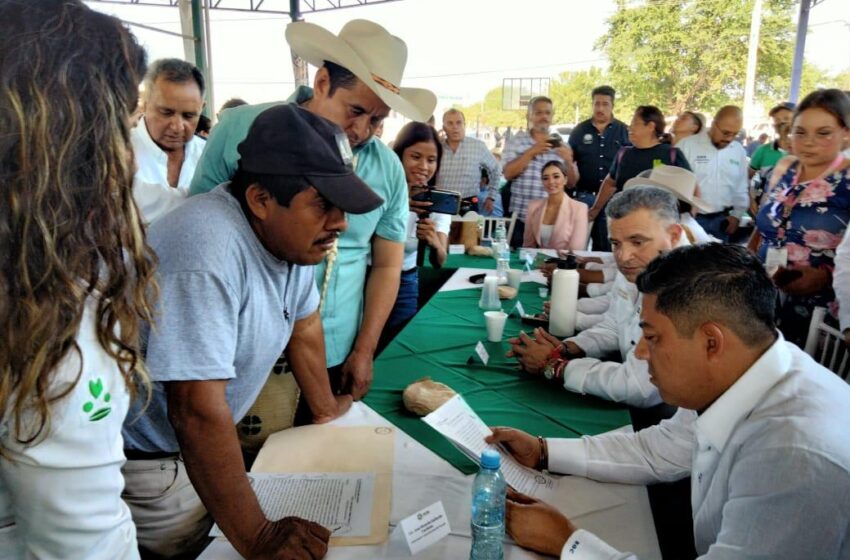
[543,360,556,381]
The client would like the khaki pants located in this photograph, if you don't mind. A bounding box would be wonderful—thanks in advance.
[122,457,212,559]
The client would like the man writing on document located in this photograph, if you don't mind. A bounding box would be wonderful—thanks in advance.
[489,244,850,559]
[508,185,689,408]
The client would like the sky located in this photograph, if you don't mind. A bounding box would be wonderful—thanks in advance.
[88,0,850,116]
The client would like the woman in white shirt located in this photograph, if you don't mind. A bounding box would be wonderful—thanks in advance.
[0,2,156,558]
[384,122,451,334]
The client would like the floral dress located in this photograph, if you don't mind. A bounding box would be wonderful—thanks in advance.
[756,158,850,345]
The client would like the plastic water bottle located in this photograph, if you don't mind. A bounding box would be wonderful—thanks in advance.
[470,449,506,560]
[493,222,510,261]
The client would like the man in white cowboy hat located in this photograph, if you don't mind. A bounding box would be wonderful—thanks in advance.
[509,186,690,408]
[190,20,437,405]
[624,165,717,244]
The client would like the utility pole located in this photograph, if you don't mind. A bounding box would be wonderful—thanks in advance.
[743,0,763,134]
[789,0,819,104]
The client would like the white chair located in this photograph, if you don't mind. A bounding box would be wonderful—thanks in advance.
[479,212,517,246]
[804,307,850,381]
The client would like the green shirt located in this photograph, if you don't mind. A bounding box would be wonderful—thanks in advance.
[189,86,408,366]
[749,141,785,173]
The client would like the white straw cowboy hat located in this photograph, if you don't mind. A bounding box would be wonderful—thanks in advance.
[286,19,437,123]
[623,165,711,212]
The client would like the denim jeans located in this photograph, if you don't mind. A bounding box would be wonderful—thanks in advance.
[386,268,419,330]
[695,213,730,242]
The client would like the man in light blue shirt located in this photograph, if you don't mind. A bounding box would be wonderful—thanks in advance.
[190,19,436,399]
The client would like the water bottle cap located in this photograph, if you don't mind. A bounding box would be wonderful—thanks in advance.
[556,255,578,269]
[480,449,501,469]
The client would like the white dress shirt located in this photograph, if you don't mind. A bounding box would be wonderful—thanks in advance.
[131,117,206,224]
[835,227,850,332]
[562,272,661,407]
[549,337,850,559]
[677,133,749,215]
[561,236,690,407]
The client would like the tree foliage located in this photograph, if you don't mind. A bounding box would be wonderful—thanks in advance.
[597,0,802,115]
[461,0,849,129]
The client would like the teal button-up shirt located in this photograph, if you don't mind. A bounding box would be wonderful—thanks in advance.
[189,87,408,366]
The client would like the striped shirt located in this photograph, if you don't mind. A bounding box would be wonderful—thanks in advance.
[502,131,565,221]
[436,137,502,199]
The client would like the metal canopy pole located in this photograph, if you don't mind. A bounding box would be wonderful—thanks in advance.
[789,0,812,104]
[187,0,215,118]
[290,0,309,88]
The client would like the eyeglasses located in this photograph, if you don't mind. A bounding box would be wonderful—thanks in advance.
[790,129,841,145]
[713,127,738,139]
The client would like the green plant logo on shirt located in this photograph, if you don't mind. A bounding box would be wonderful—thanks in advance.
[82,378,112,422]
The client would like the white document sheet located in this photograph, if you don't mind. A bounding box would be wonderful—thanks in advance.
[422,395,557,497]
[210,472,375,538]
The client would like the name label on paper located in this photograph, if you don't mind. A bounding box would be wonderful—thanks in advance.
[400,501,451,555]
[511,301,526,318]
[472,341,490,365]
[449,244,466,255]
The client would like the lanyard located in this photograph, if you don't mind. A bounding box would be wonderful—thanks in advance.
[774,153,845,244]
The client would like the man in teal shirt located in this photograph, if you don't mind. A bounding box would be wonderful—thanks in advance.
[190,19,436,401]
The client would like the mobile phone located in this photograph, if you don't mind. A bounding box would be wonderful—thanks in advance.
[546,134,563,148]
[412,188,462,215]
[468,273,487,285]
[521,315,549,328]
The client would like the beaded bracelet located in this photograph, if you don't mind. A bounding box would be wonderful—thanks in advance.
[536,435,548,471]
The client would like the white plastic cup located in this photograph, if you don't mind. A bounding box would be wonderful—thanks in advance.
[479,275,501,310]
[484,311,508,342]
[538,287,549,299]
[507,269,522,290]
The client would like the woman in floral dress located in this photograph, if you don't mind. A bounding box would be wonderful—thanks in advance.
[752,89,850,345]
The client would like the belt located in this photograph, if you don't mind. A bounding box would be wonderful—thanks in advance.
[124,449,180,461]
[699,208,732,219]
[402,267,418,274]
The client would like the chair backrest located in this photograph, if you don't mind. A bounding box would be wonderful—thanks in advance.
[479,212,517,246]
[804,307,850,381]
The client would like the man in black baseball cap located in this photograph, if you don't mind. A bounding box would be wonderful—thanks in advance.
[121,105,368,557]
[234,103,383,217]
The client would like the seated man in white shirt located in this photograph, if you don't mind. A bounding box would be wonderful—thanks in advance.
[132,58,206,223]
[490,243,850,559]
[509,186,688,408]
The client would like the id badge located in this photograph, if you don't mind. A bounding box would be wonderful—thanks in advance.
[765,246,788,270]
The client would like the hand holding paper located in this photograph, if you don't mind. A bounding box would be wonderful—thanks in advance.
[422,395,557,497]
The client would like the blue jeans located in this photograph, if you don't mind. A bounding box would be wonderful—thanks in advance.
[695,213,730,242]
[386,268,419,330]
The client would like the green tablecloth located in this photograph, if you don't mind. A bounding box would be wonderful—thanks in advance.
[365,279,631,474]
[432,251,525,270]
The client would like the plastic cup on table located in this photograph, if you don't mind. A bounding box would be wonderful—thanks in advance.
[479,275,501,311]
[484,311,508,342]
[507,269,522,290]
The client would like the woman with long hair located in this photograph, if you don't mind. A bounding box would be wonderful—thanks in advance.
[587,105,692,250]
[0,1,156,557]
[523,161,589,251]
[384,122,449,334]
[750,89,850,346]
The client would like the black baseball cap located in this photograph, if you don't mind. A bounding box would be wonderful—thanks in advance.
[237,104,383,214]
